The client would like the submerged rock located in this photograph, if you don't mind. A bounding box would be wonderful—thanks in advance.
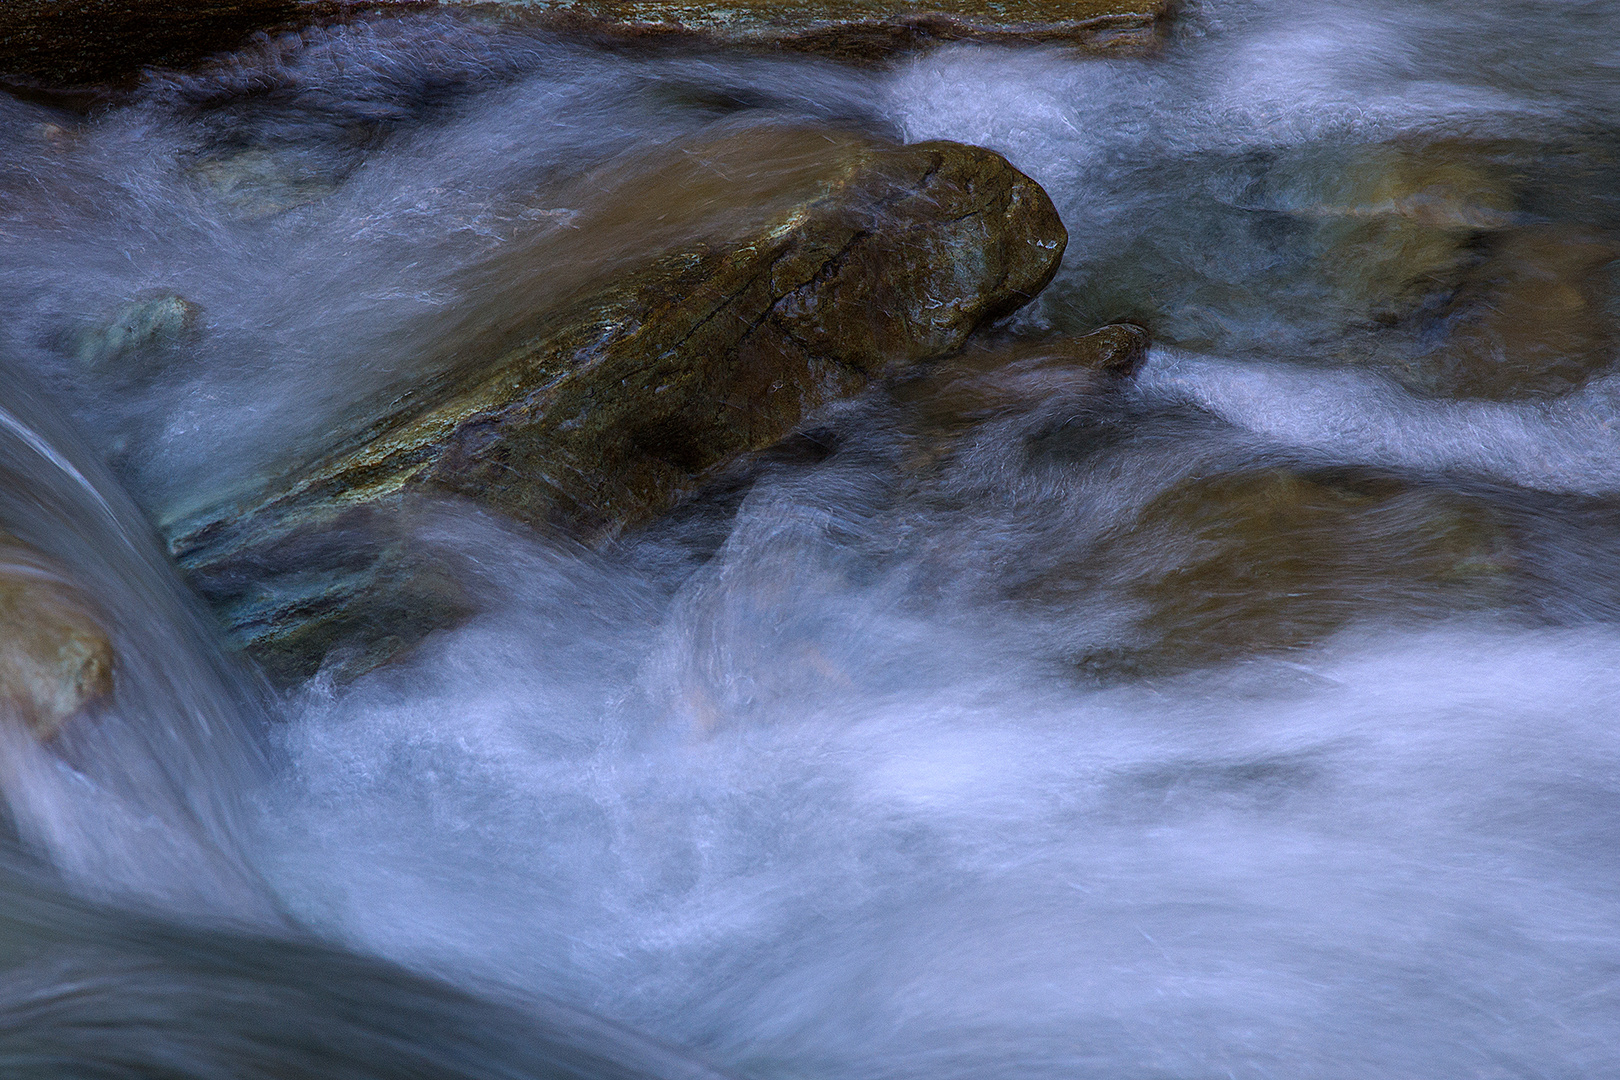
[0,538,113,739]
[493,0,1172,60]
[1406,225,1620,399]
[1074,466,1515,677]
[171,125,1066,683]
[1058,138,1524,360]
[72,294,199,370]
[1101,135,1618,400]
[1271,140,1620,399]
[1273,140,1517,326]
[187,147,347,219]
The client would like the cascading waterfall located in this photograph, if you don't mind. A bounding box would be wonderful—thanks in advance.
[0,377,272,915]
[1,0,1618,1076]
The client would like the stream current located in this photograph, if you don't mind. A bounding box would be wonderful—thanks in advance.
[2,1,1620,1076]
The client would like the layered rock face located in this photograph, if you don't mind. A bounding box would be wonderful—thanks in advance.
[0,0,1168,90]
[482,0,1172,60]
[169,127,1067,683]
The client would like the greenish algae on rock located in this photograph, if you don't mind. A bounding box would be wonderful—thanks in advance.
[0,536,114,740]
[169,126,1067,683]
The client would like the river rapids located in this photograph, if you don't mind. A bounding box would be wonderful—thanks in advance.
[1,1,1619,1076]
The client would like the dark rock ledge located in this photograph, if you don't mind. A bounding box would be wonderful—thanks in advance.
[0,0,1171,92]
[437,0,1174,63]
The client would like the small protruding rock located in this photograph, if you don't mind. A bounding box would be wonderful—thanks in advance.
[0,539,113,739]
[894,323,1147,443]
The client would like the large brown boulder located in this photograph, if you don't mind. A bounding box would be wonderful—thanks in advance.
[169,126,1067,683]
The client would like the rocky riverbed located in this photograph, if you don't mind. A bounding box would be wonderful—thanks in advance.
[1,1,1619,1077]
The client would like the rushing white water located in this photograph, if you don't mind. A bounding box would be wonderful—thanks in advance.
[269,605,1620,1077]
[1,0,1618,1076]
[0,381,273,918]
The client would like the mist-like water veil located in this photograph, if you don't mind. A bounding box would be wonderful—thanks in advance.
[1,0,1618,1076]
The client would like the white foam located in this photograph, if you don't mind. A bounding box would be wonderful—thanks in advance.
[255,545,1620,1078]
[1138,347,1620,494]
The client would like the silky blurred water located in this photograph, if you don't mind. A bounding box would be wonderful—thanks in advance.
[1,0,1619,1076]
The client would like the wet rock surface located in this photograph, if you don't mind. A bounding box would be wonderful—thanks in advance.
[889,323,1149,466]
[169,126,1066,683]
[1284,142,1517,327]
[1406,225,1620,399]
[695,323,1568,686]
[649,323,1150,558]
[634,307,1620,698]
[919,375,1520,677]
[651,326,1533,685]
[477,0,1173,61]
[1061,135,1620,400]
[1284,139,1620,399]
[0,536,113,739]
[0,0,1167,96]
